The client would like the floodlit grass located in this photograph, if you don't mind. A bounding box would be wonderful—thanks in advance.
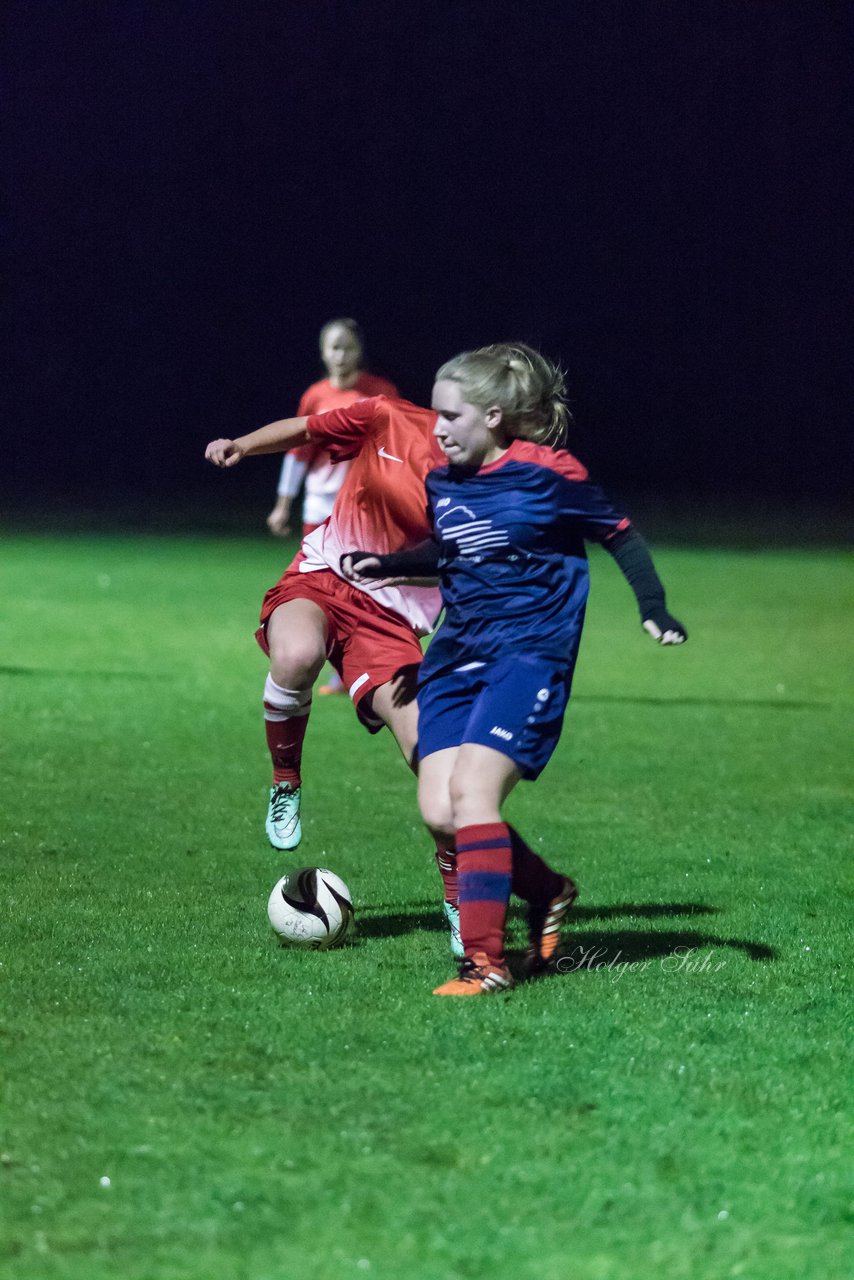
[1,532,851,1280]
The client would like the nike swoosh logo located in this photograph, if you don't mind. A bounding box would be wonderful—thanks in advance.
[378,446,404,463]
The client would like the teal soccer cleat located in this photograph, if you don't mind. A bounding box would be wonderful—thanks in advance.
[266,783,302,850]
[443,900,464,959]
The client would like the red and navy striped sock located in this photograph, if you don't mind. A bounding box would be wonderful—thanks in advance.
[509,826,563,905]
[456,822,513,964]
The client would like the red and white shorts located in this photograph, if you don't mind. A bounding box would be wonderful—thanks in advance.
[256,568,423,732]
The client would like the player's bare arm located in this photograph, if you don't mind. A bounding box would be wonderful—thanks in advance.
[205,416,311,468]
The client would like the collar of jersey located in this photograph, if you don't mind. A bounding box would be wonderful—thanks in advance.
[475,438,524,475]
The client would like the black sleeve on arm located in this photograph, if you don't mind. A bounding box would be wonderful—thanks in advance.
[339,539,441,579]
[601,526,668,619]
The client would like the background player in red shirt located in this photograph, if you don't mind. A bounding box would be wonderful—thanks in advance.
[265,318,397,696]
[266,318,398,540]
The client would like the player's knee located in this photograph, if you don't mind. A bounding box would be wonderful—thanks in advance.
[421,808,454,843]
[269,637,326,687]
[448,770,500,828]
[418,783,453,837]
[448,766,478,809]
[447,772,471,826]
[425,818,455,847]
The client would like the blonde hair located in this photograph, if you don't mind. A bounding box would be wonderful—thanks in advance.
[435,342,571,447]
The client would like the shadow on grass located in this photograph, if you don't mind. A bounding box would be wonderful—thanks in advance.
[356,908,448,940]
[357,902,776,967]
[357,900,724,940]
[544,928,777,970]
[573,902,721,922]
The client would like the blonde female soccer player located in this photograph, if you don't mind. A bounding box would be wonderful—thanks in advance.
[343,343,686,995]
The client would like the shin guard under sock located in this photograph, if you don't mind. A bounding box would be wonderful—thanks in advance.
[263,675,312,786]
[456,822,512,964]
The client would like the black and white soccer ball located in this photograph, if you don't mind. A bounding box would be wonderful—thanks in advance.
[267,867,355,949]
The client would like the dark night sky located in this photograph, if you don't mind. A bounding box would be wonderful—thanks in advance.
[5,1,852,516]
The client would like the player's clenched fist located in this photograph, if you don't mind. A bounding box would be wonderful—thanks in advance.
[205,438,245,467]
[642,609,688,645]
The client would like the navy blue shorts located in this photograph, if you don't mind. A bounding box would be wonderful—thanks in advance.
[417,653,575,780]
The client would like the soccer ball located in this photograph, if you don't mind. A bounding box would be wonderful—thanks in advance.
[267,867,355,949]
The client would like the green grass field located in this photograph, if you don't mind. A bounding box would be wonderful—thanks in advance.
[1,532,851,1280]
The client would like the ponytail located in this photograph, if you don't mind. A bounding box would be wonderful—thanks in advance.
[435,342,571,446]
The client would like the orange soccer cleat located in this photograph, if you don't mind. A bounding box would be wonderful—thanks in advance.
[432,952,514,996]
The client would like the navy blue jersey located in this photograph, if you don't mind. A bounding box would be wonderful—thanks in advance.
[421,438,629,678]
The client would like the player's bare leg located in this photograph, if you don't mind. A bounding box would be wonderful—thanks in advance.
[448,744,576,974]
[267,598,329,691]
[368,666,420,768]
[263,599,329,850]
[446,743,520,826]
[416,747,463,957]
[421,745,571,994]
[419,746,514,992]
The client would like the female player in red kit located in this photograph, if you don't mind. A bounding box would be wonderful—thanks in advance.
[206,388,468,950]
[267,318,397,540]
[266,318,397,696]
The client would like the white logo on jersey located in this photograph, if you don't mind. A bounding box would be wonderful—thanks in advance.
[436,505,509,557]
[490,726,513,741]
[378,446,403,463]
[438,504,476,521]
[436,497,451,508]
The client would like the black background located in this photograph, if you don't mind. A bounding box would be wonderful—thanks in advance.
[5,1,851,528]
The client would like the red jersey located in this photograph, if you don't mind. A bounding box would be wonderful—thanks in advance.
[294,396,444,635]
[295,373,398,419]
[279,373,399,524]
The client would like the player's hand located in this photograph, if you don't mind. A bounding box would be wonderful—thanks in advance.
[642,609,688,645]
[205,438,245,468]
[266,507,291,536]
[340,552,406,590]
[340,552,383,582]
